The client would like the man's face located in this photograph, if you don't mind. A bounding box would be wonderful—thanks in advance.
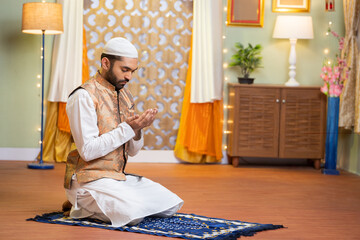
[104,57,138,90]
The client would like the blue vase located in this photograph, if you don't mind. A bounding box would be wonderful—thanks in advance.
[322,96,340,175]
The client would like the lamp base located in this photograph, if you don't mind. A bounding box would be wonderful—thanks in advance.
[284,79,300,87]
[28,162,54,170]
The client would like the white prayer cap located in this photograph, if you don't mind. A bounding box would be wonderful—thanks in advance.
[102,37,138,58]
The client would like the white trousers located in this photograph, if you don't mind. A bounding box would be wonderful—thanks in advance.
[65,175,184,227]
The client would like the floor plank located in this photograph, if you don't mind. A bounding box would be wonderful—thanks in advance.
[0,161,360,239]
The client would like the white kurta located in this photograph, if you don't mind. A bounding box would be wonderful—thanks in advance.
[65,89,184,227]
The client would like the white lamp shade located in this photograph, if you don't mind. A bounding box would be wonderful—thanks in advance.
[273,15,314,39]
[22,2,63,35]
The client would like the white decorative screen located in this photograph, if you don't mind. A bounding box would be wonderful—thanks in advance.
[84,0,193,149]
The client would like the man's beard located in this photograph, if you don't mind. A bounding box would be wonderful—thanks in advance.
[104,65,124,91]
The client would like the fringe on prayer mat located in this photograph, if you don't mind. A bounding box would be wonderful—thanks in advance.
[27,212,284,240]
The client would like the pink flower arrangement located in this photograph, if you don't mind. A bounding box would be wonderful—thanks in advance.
[320,29,350,97]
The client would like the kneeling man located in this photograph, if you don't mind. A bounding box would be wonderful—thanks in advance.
[63,37,183,227]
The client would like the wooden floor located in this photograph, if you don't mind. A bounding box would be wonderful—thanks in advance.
[1,161,360,240]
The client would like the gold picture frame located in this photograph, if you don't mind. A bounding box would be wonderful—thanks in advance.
[227,0,264,27]
[272,0,310,13]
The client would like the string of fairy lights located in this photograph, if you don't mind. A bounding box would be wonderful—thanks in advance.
[222,3,229,152]
[324,21,333,66]
[34,1,48,145]
[36,43,43,145]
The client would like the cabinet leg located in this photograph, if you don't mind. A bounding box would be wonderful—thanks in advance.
[227,155,232,165]
[313,159,321,170]
[232,157,240,167]
[306,159,313,166]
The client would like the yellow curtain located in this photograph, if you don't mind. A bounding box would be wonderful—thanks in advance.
[174,43,223,163]
[43,27,89,162]
[42,101,72,163]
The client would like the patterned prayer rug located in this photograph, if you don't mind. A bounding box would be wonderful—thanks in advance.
[27,212,284,240]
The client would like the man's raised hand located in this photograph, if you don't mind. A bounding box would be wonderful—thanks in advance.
[126,108,158,132]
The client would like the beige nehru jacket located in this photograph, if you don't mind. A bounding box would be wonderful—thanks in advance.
[64,73,135,189]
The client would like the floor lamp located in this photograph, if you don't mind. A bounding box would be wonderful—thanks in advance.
[22,2,63,169]
[272,16,314,86]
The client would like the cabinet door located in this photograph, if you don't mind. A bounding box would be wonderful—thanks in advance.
[279,88,326,159]
[230,86,281,158]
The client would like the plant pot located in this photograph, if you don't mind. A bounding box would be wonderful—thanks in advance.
[237,77,254,84]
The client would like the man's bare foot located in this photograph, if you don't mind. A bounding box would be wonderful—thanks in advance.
[63,210,70,217]
[62,200,72,212]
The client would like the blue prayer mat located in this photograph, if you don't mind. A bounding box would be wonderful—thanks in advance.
[27,212,284,240]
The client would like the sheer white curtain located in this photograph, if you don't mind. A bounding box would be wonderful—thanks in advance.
[190,0,223,103]
[47,0,83,102]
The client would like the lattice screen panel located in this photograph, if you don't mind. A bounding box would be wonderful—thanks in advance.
[83,0,193,150]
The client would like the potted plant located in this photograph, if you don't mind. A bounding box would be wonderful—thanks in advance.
[229,43,263,84]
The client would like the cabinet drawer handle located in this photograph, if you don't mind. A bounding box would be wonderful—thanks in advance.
[282,99,286,103]
[276,99,280,103]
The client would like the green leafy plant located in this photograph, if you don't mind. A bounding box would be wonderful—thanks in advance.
[229,43,263,78]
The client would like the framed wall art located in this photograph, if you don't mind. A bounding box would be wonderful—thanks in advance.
[272,0,310,13]
[227,0,264,27]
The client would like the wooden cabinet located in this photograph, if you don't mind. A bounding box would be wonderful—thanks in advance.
[227,83,327,169]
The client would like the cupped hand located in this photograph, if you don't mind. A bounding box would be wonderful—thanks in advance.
[126,108,158,131]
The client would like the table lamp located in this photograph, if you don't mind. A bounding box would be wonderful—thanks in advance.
[22,2,63,169]
[272,15,313,86]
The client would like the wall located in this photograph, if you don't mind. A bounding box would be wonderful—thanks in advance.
[222,0,359,174]
[0,0,358,173]
[222,0,344,89]
[338,130,360,175]
[0,0,55,149]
